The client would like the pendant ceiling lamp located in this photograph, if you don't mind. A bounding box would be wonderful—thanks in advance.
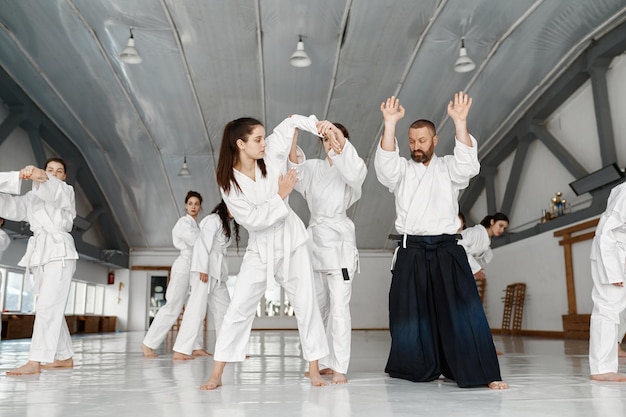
[289,35,311,68]
[120,27,142,64]
[454,37,475,73]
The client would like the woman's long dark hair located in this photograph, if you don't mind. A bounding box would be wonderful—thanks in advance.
[216,117,266,194]
[480,212,509,228]
[212,199,240,250]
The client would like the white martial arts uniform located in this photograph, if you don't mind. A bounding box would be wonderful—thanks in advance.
[173,213,231,355]
[375,136,479,236]
[460,224,493,274]
[216,115,329,363]
[143,215,200,350]
[0,171,78,363]
[589,181,626,375]
[289,139,367,374]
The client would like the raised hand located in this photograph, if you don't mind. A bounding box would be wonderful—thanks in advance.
[315,120,334,137]
[326,124,345,155]
[20,165,47,182]
[447,90,472,123]
[278,168,299,199]
[380,96,405,124]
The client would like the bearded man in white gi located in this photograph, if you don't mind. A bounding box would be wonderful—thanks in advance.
[374,92,507,389]
[0,159,78,375]
[589,181,626,381]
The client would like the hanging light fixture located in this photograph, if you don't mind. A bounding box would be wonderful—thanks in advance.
[289,35,311,68]
[120,27,142,64]
[177,155,191,177]
[454,37,475,73]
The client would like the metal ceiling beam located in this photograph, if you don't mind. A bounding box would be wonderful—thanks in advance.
[530,123,588,179]
[500,134,534,217]
[0,108,26,146]
[482,165,498,215]
[459,175,485,216]
[589,59,617,166]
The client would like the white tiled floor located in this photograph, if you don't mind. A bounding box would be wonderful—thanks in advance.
[1,331,625,417]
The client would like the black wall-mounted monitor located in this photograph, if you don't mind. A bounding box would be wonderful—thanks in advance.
[569,163,624,196]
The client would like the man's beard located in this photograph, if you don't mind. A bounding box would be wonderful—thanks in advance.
[411,149,432,163]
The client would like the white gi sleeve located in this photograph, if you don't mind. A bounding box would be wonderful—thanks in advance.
[374,137,406,192]
[265,115,320,170]
[221,188,289,233]
[329,139,367,207]
[191,216,219,274]
[447,135,480,188]
[0,172,22,194]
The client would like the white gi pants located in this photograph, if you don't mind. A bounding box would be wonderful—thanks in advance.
[173,273,231,355]
[214,244,328,362]
[315,270,352,374]
[29,260,76,363]
[589,259,626,374]
[618,308,626,345]
[143,267,191,350]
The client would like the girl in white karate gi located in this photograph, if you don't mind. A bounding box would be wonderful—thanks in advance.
[201,115,330,390]
[460,213,509,282]
[172,200,238,359]
[1,159,79,375]
[288,123,367,384]
[142,191,203,357]
[589,181,626,381]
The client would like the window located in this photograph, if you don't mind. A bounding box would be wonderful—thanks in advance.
[74,282,87,315]
[0,269,34,313]
[0,266,106,318]
[226,275,295,318]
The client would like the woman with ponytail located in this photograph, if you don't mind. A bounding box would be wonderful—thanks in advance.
[172,200,239,359]
[142,191,203,357]
[201,115,331,390]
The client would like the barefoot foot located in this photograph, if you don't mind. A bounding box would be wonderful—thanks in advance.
[331,372,348,384]
[141,344,158,358]
[591,372,626,382]
[6,361,41,376]
[200,375,222,390]
[488,381,509,390]
[304,367,333,377]
[173,352,195,361]
[192,349,212,357]
[41,358,73,370]
[310,373,329,387]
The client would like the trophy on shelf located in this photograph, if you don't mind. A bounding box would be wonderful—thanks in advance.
[542,191,568,222]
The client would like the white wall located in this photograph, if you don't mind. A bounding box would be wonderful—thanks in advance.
[103,269,130,331]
